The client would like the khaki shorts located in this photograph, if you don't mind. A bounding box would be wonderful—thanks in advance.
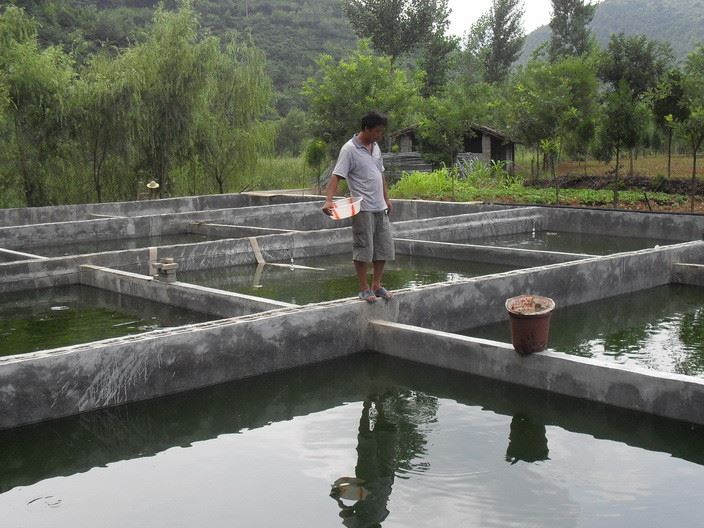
[352,211,395,262]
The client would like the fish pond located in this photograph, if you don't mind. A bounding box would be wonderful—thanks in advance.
[178,253,519,304]
[0,353,702,527]
[22,233,221,257]
[0,285,214,356]
[465,230,684,255]
[461,284,704,377]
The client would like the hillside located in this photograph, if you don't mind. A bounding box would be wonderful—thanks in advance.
[10,0,359,113]
[522,0,704,62]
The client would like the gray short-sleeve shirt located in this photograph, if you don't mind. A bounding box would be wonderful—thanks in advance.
[332,135,387,212]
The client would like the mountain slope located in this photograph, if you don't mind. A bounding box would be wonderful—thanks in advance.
[521,0,704,62]
[10,0,359,113]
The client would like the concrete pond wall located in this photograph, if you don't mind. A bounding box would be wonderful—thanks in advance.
[1,194,704,430]
[0,192,322,227]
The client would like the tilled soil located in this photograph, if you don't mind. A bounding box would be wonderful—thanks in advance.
[526,174,704,194]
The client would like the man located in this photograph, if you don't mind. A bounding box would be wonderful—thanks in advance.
[323,111,394,303]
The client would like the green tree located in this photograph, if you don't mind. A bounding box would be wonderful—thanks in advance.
[419,31,459,97]
[465,0,525,84]
[122,2,213,197]
[304,138,328,193]
[302,41,421,153]
[540,137,562,201]
[678,45,704,211]
[275,108,308,156]
[598,33,670,180]
[598,33,672,98]
[0,77,13,208]
[342,0,450,62]
[508,56,598,183]
[651,69,690,179]
[193,36,275,194]
[0,6,75,206]
[594,80,648,207]
[418,82,497,167]
[459,15,490,84]
[677,109,704,211]
[548,0,596,62]
[485,0,525,84]
[70,52,137,202]
[15,0,360,116]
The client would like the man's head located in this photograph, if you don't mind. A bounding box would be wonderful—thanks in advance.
[359,111,388,144]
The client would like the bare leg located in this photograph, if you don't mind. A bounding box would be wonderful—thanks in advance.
[354,260,371,292]
[371,260,386,291]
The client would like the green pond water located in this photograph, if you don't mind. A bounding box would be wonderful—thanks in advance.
[461,284,704,377]
[1,352,702,527]
[25,233,219,257]
[465,230,684,254]
[178,253,519,304]
[0,285,213,356]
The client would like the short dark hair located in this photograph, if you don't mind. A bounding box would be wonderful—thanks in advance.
[361,111,388,130]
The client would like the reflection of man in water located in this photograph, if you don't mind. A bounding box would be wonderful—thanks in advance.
[331,398,396,528]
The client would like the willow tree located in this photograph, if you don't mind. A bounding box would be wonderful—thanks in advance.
[71,53,139,202]
[0,6,74,206]
[0,78,12,208]
[193,36,275,194]
[123,3,212,197]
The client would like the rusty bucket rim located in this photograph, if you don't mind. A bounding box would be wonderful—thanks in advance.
[505,294,555,317]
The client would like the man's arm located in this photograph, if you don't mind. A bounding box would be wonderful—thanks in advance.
[324,145,351,215]
[376,142,392,214]
[382,174,392,214]
[323,175,342,215]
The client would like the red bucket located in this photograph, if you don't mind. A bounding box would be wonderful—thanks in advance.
[505,295,555,355]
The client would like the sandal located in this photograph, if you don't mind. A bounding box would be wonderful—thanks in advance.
[358,289,377,303]
[374,287,393,300]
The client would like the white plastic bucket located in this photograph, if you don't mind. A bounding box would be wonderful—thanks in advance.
[329,196,363,220]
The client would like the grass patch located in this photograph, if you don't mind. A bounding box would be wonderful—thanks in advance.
[250,156,313,191]
[389,167,689,208]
